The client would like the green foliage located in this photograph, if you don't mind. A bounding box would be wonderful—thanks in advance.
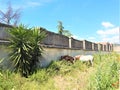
[47,60,88,76]
[57,21,73,37]
[47,60,73,76]
[8,24,46,77]
[0,53,120,90]
[62,30,73,37]
[29,27,46,75]
[0,68,56,90]
[88,53,120,90]
[30,69,49,83]
[0,70,14,90]
[71,60,88,71]
[57,21,64,35]
[8,24,31,77]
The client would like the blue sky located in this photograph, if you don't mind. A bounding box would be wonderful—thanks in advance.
[0,0,120,43]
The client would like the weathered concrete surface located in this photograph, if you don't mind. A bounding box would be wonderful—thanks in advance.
[0,46,102,68]
[113,44,120,53]
[39,47,101,67]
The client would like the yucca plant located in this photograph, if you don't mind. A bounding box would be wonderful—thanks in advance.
[8,25,31,77]
[29,27,46,74]
[8,25,46,77]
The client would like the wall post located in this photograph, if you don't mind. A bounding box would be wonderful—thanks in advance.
[69,37,72,48]
[106,43,108,51]
[98,43,102,51]
[92,43,94,51]
[83,40,86,50]
[102,44,106,51]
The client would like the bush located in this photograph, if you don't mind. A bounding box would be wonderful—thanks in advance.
[8,25,46,77]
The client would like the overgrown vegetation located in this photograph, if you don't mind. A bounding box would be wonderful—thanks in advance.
[88,53,120,90]
[0,53,120,90]
[8,25,46,77]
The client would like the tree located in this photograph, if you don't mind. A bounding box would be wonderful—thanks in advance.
[8,25,46,77]
[57,21,72,37]
[0,2,21,26]
[57,21,64,35]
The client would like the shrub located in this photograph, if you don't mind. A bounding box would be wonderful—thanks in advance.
[8,25,46,77]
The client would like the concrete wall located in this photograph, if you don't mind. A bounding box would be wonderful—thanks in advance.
[0,23,113,51]
[0,45,12,69]
[40,47,99,66]
[113,44,120,53]
[0,44,102,67]
[0,23,113,68]
[71,38,83,49]
[41,29,69,48]
[0,26,10,40]
[92,43,98,51]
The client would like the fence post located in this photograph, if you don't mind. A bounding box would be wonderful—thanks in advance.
[69,37,72,48]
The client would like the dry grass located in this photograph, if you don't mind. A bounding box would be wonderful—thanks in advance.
[54,67,95,90]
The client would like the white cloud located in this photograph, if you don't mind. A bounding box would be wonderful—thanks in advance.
[101,36,119,43]
[88,37,96,42]
[102,22,114,28]
[96,22,119,43]
[97,27,119,36]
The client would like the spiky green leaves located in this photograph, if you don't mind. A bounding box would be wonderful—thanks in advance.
[8,25,46,77]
